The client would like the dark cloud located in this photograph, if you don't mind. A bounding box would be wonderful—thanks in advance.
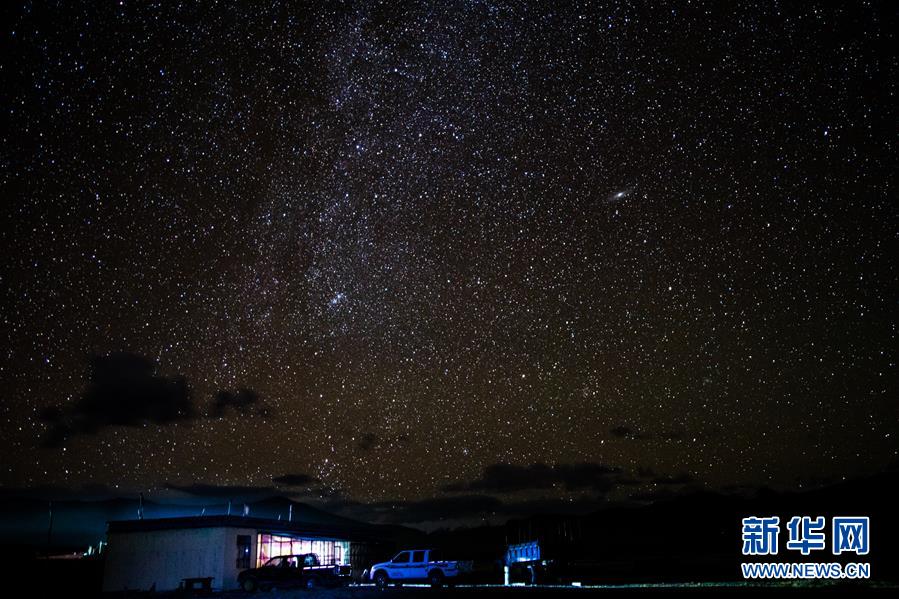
[636,466,696,485]
[628,488,683,503]
[354,432,410,452]
[40,353,269,447]
[272,474,319,487]
[720,483,769,497]
[334,494,505,524]
[651,473,695,485]
[324,491,614,526]
[631,468,694,486]
[40,352,195,447]
[444,463,623,494]
[375,495,504,522]
[611,425,687,441]
[610,425,640,438]
[613,475,644,486]
[356,432,379,452]
[165,478,336,503]
[164,483,278,500]
[624,469,699,501]
[209,388,268,418]
[0,483,119,500]
[791,474,840,490]
[441,463,700,509]
[495,494,611,518]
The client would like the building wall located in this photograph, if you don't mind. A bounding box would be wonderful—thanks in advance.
[103,526,257,592]
[221,527,258,590]
[103,524,385,591]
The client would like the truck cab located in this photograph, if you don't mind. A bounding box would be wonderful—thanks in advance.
[237,553,351,592]
[370,549,466,588]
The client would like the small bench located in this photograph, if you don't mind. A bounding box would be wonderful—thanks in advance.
[180,577,213,593]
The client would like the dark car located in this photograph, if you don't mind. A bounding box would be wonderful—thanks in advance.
[238,553,352,592]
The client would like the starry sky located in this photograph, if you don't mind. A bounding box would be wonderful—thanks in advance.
[1,1,896,525]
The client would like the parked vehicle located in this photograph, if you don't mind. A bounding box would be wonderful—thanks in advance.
[237,553,351,592]
[370,549,469,588]
[505,540,609,586]
[506,540,551,585]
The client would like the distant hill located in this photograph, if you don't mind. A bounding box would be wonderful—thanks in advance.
[2,470,896,583]
[428,470,899,582]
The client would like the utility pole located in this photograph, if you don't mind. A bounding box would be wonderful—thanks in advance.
[46,500,54,555]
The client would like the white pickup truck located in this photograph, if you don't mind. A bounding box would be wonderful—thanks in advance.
[370,549,468,588]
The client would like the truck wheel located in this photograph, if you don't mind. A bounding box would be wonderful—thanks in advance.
[374,570,389,590]
[428,569,445,588]
[241,577,257,592]
[305,576,318,589]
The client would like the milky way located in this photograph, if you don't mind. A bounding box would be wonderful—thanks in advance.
[1,2,895,519]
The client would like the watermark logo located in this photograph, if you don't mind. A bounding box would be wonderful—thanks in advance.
[741,516,780,556]
[741,515,870,579]
[786,516,826,555]
[832,517,869,555]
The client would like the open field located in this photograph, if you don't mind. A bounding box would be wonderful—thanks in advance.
[100,581,895,598]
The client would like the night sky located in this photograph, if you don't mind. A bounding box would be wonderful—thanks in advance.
[1,1,895,526]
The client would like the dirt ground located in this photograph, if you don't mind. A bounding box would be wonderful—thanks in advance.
[208,581,891,598]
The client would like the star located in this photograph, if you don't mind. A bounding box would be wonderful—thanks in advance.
[1,1,891,519]
[328,292,347,308]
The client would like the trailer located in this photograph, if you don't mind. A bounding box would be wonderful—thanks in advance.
[504,539,614,586]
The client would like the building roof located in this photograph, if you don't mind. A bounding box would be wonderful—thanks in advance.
[106,515,384,541]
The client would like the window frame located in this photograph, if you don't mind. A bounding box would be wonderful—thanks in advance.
[236,535,252,569]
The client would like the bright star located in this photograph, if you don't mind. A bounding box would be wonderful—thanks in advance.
[328,292,346,307]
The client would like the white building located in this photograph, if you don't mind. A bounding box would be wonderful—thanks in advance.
[102,515,386,592]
